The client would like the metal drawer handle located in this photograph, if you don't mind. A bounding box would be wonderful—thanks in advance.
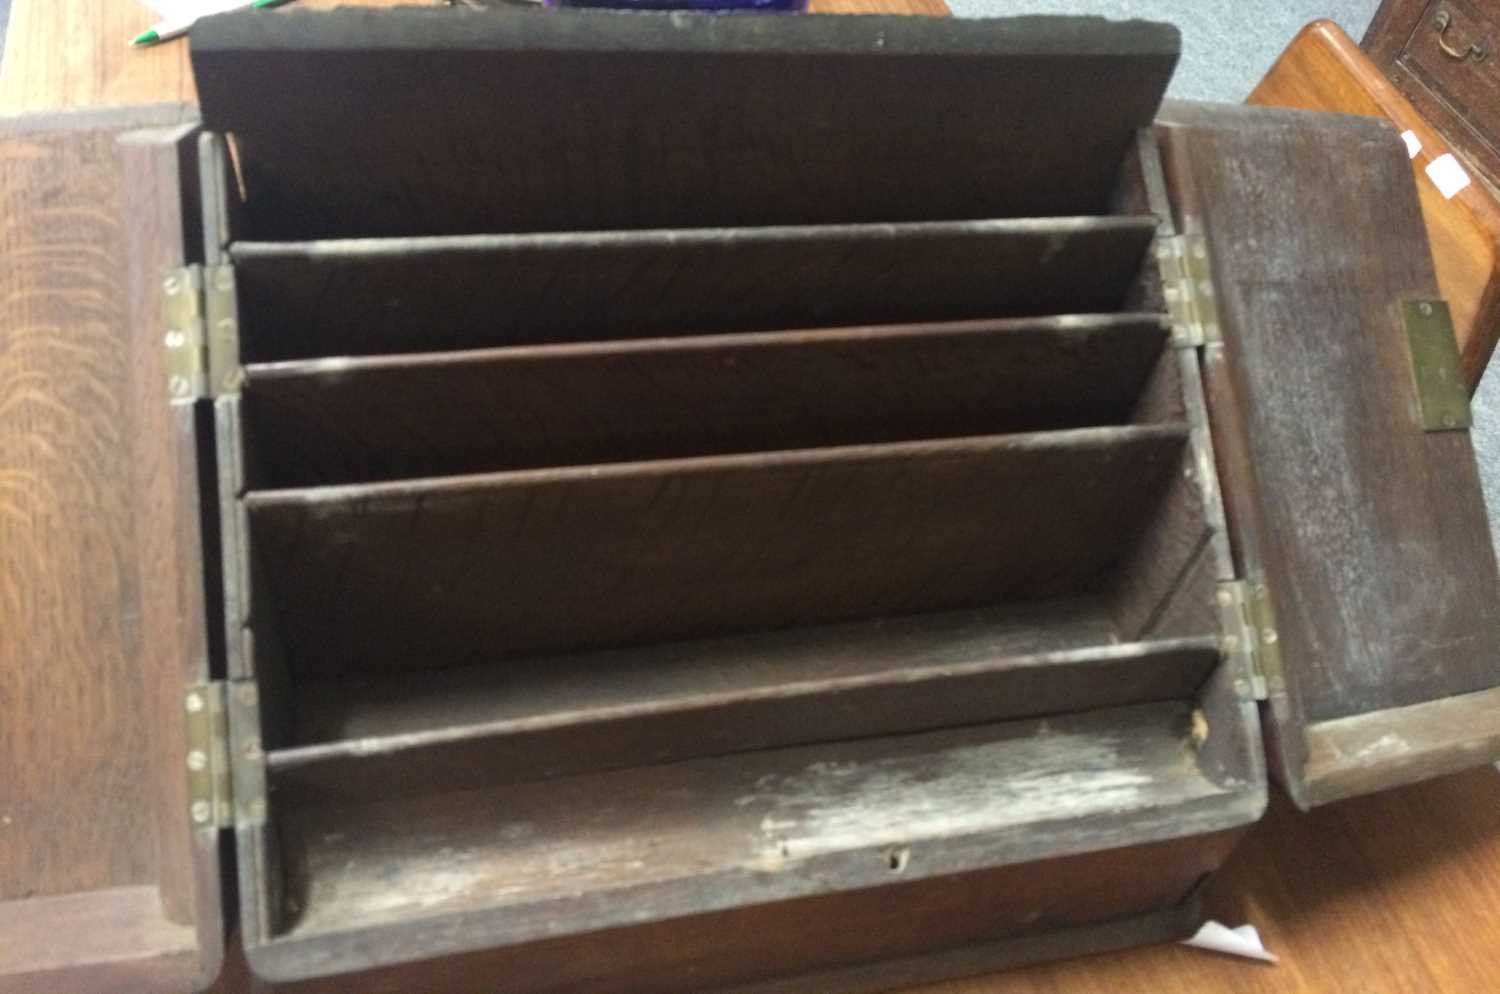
[1432,10,1488,62]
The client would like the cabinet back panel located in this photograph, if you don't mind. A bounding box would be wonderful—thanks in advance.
[191,9,1179,239]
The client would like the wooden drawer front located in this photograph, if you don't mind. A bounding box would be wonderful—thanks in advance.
[1400,0,1500,160]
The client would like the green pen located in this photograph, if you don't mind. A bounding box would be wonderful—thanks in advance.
[131,0,298,48]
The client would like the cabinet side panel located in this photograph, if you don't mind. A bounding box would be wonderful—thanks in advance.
[0,105,218,990]
[1158,100,1500,803]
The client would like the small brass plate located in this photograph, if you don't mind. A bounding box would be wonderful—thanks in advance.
[1402,299,1471,431]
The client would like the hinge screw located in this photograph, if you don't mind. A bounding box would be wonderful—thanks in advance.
[236,683,259,708]
[185,692,204,714]
[243,737,263,761]
[163,274,182,294]
[191,800,212,824]
[187,750,208,772]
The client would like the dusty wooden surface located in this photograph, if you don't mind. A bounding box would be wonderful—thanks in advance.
[1250,19,1500,389]
[1158,100,1500,805]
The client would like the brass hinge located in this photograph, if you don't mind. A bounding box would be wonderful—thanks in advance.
[185,679,265,830]
[185,682,233,829]
[1401,298,1471,431]
[1157,234,1222,349]
[162,264,241,402]
[1216,579,1285,702]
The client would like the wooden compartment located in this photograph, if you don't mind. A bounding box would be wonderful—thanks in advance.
[215,192,1246,984]
[184,14,1267,986]
[256,701,1254,986]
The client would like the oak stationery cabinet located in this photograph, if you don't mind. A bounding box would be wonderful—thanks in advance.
[4,10,1500,994]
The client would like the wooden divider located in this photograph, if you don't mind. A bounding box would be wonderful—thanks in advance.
[243,315,1169,486]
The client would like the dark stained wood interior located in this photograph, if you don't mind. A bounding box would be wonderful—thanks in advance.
[191,9,1179,239]
[244,427,1192,679]
[243,315,1170,487]
[271,621,1220,801]
[228,218,1157,361]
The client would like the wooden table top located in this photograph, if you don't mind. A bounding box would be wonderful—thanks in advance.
[5,3,1499,993]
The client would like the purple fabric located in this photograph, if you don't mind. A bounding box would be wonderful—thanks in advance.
[546,0,806,10]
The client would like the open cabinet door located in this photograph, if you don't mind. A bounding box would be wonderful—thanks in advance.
[1156,100,1500,808]
[0,107,224,992]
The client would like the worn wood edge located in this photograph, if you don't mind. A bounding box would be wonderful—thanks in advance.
[228,215,1161,261]
[0,888,200,992]
[1159,95,1402,141]
[266,635,1222,782]
[1299,685,1500,807]
[1153,110,1313,787]
[707,881,1214,994]
[191,8,1179,61]
[243,312,1170,380]
[244,787,1261,982]
[1137,126,1236,582]
[118,119,228,992]
[243,425,1189,506]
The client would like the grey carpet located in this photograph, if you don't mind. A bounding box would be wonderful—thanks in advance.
[954,0,1500,566]
[0,0,10,80]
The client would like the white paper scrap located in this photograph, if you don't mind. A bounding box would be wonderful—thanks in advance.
[1400,130,1422,159]
[1426,153,1472,199]
[1181,920,1279,963]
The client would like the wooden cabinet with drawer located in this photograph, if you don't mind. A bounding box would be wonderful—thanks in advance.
[1365,0,1500,189]
[5,9,1500,994]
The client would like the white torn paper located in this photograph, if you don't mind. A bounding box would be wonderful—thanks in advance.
[1400,130,1422,159]
[1182,920,1279,963]
[1426,153,1472,199]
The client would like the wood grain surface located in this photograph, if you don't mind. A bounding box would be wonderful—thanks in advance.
[1249,19,1500,388]
[0,105,216,993]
